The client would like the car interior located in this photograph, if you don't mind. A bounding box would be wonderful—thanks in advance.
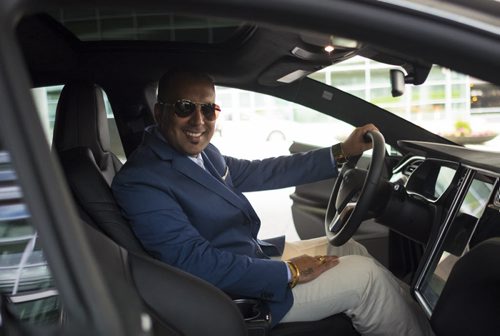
[1,1,500,335]
[52,79,358,335]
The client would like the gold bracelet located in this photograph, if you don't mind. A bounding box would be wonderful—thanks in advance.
[286,261,300,288]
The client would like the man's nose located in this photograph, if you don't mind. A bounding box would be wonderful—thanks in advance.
[189,106,205,125]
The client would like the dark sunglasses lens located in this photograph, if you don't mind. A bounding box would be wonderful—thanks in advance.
[172,100,218,120]
[175,101,196,117]
[201,104,216,120]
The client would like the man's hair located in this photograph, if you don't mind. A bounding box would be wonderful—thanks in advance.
[157,67,214,102]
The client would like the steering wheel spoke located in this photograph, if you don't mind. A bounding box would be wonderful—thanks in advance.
[329,202,356,233]
[336,168,367,209]
[328,212,341,232]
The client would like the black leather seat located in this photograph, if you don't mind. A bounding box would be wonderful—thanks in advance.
[431,237,500,336]
[53,81,144,253]
[82,219,247,336]
[53,80,359,336]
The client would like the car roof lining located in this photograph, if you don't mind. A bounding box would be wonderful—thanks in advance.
[18,10,436,89]
[13,0,500,86]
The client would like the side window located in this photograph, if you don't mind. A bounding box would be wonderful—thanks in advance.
[213,86,354,155]
[31,85,126,161]
[0,149,62,326]
[212,87,354,241]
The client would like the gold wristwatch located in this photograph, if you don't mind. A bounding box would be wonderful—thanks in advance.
[332,143,347,164]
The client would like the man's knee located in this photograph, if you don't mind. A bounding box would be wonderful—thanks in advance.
[341,254,380,271]
[327,239,371,257]
[340,255,387,288]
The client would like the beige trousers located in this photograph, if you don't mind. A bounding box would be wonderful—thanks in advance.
[279,237,433,336]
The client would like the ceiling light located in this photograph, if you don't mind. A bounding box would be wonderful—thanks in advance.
[324,45,334,53]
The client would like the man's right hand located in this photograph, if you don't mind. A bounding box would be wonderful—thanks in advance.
[288,254,339,285]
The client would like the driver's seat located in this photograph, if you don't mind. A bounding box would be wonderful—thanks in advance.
[54,80,359,336]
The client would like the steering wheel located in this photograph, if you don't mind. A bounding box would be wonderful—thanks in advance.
[325,130,386,246]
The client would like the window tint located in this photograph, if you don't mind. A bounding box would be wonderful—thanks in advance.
[0,149,62,326]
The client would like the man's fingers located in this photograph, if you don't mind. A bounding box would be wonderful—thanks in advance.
[314,255,338,264]
[342,123,380,157]
[324,256,339,268]
[290,255,341,284]
[326,258,339,269]
[315,255,339,272]
[361,123,378,133]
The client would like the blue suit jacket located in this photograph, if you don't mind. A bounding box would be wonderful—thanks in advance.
[112,126,338,325]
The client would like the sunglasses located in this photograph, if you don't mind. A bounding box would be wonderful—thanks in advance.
[159,99,221,121]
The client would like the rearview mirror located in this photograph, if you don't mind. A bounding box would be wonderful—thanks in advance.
[390,69,405,97]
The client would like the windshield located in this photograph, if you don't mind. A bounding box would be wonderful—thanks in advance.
[309,56,500,152]
[378,0,500,35]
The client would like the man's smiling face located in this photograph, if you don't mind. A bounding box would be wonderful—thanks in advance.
[155,74,216,156]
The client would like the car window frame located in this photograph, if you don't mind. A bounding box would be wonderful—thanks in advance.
[0,5,143,335]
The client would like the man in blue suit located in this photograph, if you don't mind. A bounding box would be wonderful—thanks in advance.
[112,69,432,335]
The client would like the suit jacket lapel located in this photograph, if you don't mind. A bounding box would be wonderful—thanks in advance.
[201,152,224,181]
[173,156,252,212]
[201,152,260,221]
[145,129,250,212]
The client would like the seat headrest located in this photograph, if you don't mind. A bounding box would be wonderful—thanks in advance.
[53,81,111,169]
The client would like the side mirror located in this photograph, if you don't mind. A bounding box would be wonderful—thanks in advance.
[390,69,406,97]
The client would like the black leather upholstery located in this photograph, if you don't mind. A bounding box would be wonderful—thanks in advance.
[53,81,122,186]
[54,80,359,336]
[128,248,248,336]
[272,314,357,336]
[59,146,145,254]
[53,80,144,253]
[431,238,500,336]
[80,222,172,336]
[83,218,247,336]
